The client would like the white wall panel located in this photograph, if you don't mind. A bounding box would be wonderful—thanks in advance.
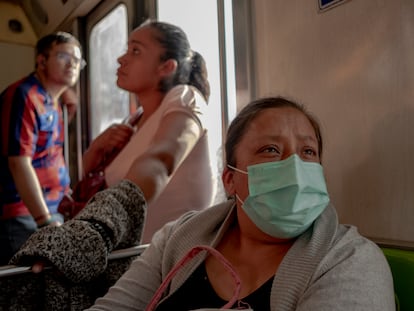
[0,42,33,91]
[252,0,414,246]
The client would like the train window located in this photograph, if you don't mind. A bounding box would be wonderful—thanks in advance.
[89,4,129,140]
[158,0,237,201]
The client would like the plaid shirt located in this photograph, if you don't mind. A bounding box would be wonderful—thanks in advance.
[0,73,70,219]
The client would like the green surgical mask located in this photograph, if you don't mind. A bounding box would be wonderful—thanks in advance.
[228,154,330,238]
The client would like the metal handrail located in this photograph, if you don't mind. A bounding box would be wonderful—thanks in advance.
[0,244,149,278]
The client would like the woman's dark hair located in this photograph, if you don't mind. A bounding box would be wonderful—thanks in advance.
[225,96,323,167]
[143,20,210,101]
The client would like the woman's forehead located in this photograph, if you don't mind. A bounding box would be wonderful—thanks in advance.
[245,107,316,137]
[252,106,310,124]
[129,26,158,44]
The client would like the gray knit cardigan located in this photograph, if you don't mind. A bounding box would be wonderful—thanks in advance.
[89,194,396,311]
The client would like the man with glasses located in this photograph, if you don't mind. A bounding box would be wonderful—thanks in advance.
[0,32,85,264]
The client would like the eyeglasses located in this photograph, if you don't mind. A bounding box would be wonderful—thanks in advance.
[54,51,87,70]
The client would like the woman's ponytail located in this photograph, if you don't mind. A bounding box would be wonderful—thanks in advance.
[188,51,210,102]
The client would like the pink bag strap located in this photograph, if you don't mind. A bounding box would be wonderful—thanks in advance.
[145,245,242,311]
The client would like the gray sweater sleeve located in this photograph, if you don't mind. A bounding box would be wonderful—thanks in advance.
[85,220,175,311]
[296,228,396,311]
[10,180,146,283]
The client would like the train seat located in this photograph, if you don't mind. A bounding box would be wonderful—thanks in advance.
[381,247,414,311]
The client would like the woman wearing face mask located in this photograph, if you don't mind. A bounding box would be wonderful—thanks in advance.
[81,96,395,311]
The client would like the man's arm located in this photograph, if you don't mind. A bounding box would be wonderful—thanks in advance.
[60,88,78,122]
[8,156,60,226]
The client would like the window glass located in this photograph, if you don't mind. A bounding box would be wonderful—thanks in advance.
[89,4,129,140]
[158,0,236,202]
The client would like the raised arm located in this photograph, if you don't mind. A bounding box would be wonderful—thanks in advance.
[125,109,202,204]
[60,88,79,122]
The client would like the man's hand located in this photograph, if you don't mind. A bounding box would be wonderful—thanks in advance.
[31,260,47,274]
[60,88,79,122]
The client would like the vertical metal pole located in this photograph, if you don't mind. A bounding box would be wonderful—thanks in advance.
[217,0,230,147]
[62,104,69,171]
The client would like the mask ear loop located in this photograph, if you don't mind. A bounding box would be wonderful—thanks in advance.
[145,245,242,311]
[227,164,248,175]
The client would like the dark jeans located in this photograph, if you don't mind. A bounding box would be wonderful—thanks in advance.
[0,216,37,265]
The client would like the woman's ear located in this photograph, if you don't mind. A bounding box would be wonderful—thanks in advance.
[222,166,236,196]
[159,59,177,77]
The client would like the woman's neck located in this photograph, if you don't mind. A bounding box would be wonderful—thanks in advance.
[135,89,166,123]
[207,225,294,300]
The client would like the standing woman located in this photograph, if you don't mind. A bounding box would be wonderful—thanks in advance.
[83,20,215,243]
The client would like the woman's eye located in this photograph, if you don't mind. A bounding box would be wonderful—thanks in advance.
[132,47,140,55]
[262,146,280,154]
[303,148,317,157]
